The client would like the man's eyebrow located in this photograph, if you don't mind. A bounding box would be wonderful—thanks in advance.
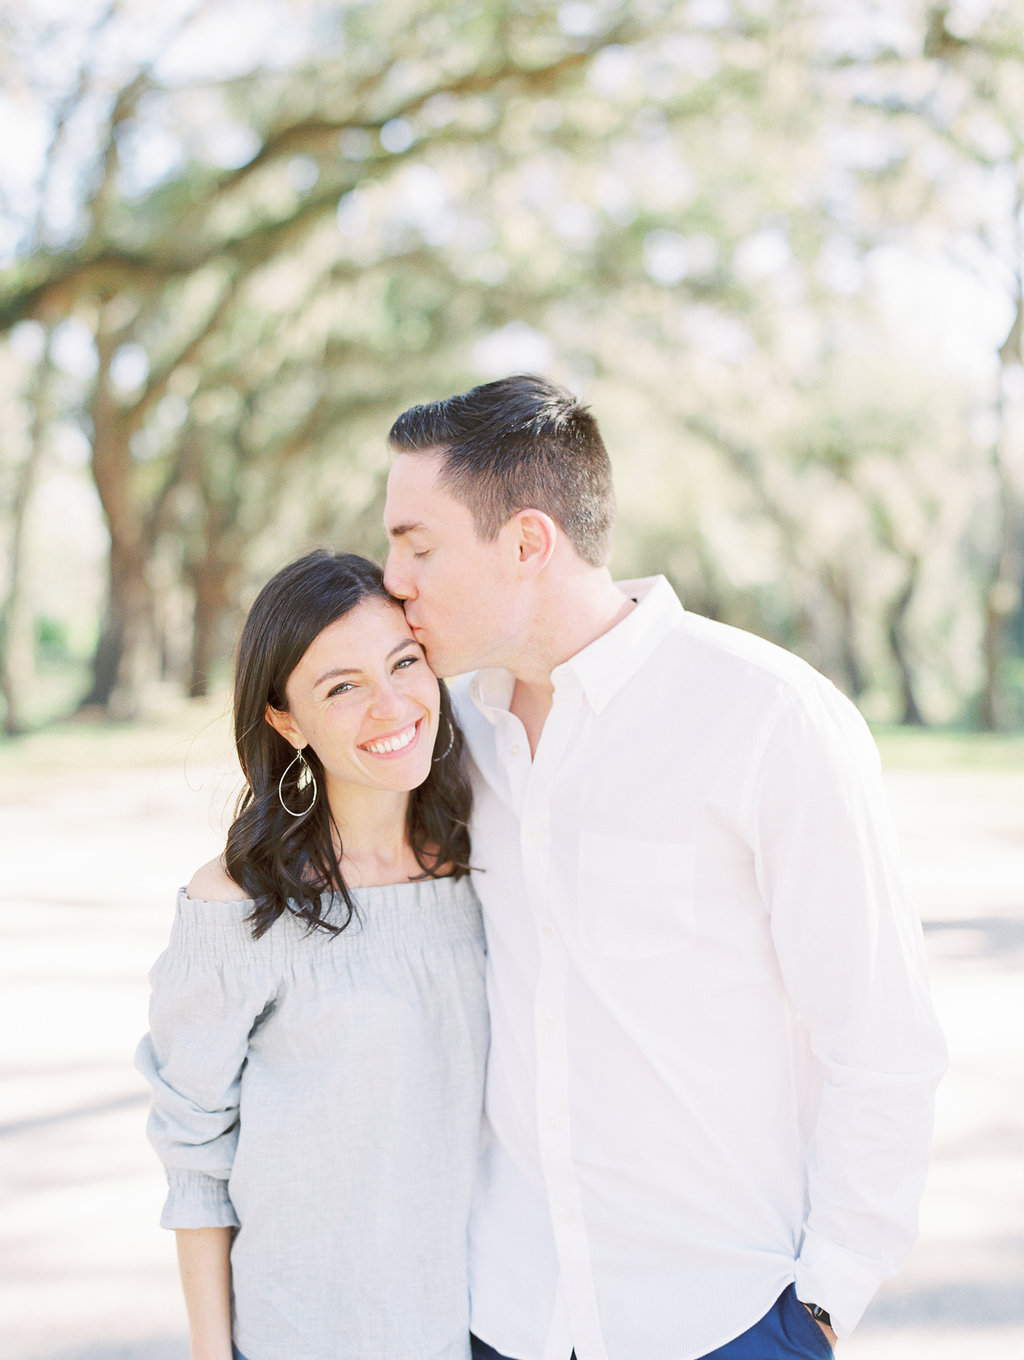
[387,519,426,540]
[313,640,419,689]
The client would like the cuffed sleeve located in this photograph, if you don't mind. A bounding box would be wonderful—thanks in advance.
[160,1169,240,1229]
[750,681,948,1336]
[135,889,279,1231]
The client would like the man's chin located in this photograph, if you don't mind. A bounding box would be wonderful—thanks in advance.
[420,643,450,677]
[414,633,485,679]
[428,649,476,680]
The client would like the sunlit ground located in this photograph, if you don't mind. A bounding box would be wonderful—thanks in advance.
[1,702,1022,1359]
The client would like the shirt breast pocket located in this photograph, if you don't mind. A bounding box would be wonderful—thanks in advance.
[577,832,696,959]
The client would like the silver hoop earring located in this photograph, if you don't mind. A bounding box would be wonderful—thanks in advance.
[432,713,455,763]
[278,746,318,817]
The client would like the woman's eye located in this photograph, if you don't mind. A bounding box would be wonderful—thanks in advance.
[327,682,354,697]
[394,655,419,671]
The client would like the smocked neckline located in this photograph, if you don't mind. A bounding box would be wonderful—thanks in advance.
[178,875,464,908]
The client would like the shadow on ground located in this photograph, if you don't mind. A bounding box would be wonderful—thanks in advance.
[922,917,1024,968]
[862,1268,1024,1329]
[26,1341,183,1360]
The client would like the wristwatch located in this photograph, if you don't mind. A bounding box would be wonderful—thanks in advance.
[801,1301,833,1328]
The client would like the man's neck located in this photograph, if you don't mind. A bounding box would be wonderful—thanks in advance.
[508,572,635,754]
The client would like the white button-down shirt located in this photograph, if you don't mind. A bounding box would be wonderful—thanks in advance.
[455,576,946,1360]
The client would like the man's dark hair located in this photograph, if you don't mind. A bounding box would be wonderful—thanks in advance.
[387,374,616,568]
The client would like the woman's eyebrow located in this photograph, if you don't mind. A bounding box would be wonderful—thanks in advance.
[313,641,418,689]
[313,665,359,688]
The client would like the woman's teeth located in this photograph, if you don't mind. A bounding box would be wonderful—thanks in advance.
[363,722,418,755]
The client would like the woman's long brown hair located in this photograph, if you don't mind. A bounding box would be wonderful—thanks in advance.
[223,550,471,939]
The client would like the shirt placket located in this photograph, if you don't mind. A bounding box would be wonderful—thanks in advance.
[521,680,608,1360]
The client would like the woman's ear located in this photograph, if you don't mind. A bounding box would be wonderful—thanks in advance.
[265,703,304,749]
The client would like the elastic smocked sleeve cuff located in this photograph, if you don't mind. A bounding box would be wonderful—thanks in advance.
[796,1229,891,1339]
[159,1169,241,1230]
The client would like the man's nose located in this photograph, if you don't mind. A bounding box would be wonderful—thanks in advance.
[383,553,411,600]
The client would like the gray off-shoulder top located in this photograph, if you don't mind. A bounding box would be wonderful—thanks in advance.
[136,875,487,1360]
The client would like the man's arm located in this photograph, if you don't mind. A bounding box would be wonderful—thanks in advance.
[749,680,947,1338]
[800,1301,839,1349]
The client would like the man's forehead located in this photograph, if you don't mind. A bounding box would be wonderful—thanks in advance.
[385,451,467,532]
[387,450,440,498]
[388,447,447,479]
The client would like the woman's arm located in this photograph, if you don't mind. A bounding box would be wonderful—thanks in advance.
[137,868,273,1360]
[175,1226,234,1360]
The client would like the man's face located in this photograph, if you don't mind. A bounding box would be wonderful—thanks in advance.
[383,450,519,677]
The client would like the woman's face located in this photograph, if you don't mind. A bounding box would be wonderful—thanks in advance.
[267,596,441,801]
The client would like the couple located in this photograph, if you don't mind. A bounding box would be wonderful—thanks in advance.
[138,375,947,1360]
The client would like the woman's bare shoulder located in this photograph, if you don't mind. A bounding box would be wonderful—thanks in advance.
[186,857,249,903]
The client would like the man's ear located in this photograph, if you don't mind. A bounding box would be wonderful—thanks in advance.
[265,703,304,749]
[511,509,557,578]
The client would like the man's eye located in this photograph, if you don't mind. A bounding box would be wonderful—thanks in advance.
[412,549,430,559]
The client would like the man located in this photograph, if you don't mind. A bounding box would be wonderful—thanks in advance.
[382,374,946,1360]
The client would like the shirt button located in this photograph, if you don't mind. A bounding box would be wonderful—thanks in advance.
[546,1116,562,1131]
[560,1208,575,1225]
[541,1016,557,1033]
[510,743,521,756]
[540,924,554,940]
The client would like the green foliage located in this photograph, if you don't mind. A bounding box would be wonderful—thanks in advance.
[0,0,1022,725]
[34,614,72,661]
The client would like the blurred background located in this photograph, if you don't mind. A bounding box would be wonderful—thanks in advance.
[1,2,1023,1358]
[1,0,1023,733]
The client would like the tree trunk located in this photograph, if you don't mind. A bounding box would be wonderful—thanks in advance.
[979,571,1022,729]
[821,562,868,701]
[0,336,54,735]
[977,309,1024,730]
[188,554,237,698]
[79,313,156,718]
[886,560,926,727]
[78,532,155,717]
[978,454,1024,729]
[0,549,37,737]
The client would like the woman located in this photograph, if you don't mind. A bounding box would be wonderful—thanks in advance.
[136,550,487,1360]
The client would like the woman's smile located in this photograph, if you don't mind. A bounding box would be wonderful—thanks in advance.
[360,717,424,758]
[269,596,441,800]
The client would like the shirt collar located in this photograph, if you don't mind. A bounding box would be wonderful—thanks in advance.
[469,666,516,719]
[557,575,683,712]
[468,576,683,718]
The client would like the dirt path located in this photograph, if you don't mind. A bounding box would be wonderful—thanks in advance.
[1,730,1021,1359]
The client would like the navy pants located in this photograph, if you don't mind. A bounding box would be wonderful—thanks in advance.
[470,1285,833,1360]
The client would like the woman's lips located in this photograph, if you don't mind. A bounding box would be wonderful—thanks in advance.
[359,717,424,757]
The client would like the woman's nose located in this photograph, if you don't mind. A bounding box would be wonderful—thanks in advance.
[369,680,405,719]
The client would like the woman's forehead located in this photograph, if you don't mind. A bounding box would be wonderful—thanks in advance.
[293,597,414,676]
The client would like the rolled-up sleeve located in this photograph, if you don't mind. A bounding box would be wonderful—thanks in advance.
[135,891,278,1229]
[748,680,948,1337]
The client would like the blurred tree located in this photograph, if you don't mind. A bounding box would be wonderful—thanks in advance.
[0,0,1020,728]
[0,331,54,735]
[825,0,1024,726]
[0,0,658,713]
